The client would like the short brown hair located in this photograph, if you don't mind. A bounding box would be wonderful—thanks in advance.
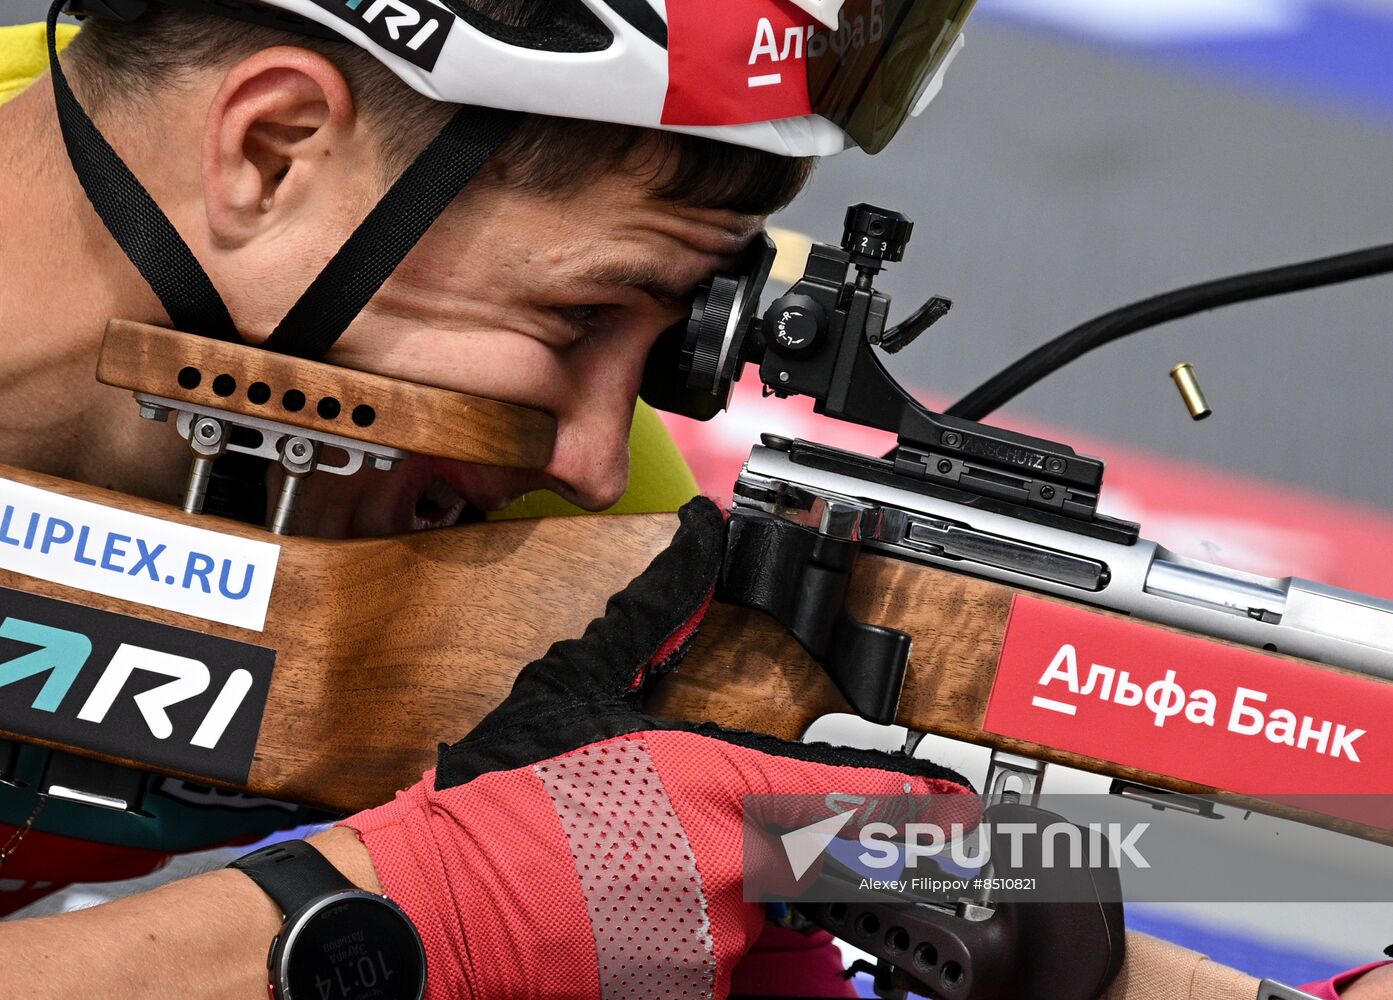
[64,2,814,214]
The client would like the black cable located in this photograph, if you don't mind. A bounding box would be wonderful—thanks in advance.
[947,240,1393,422]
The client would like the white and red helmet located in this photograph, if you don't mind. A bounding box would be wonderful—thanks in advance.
[81,0,975,157]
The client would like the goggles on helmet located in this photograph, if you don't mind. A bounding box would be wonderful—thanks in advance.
[806,0,974,154]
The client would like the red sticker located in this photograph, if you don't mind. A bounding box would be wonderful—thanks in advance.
[985,596,1393,824]
[662,0,814,127]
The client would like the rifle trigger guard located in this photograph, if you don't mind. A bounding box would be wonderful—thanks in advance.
[720,508,909,726]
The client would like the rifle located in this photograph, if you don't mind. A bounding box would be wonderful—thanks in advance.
[3,205,1392,998]
[1,435,1388,836]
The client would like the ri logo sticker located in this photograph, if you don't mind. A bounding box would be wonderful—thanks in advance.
[310,0,454,71]
[0,586,275,786]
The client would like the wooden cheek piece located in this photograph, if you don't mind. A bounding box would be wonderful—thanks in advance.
[64,319,574,809]
[96,320,558,471]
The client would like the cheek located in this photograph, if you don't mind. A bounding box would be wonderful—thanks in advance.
[330,316,660,493]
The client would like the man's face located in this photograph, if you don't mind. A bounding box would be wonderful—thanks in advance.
[272,173,761,538]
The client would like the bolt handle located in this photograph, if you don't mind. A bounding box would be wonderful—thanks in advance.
[841,203,913,271]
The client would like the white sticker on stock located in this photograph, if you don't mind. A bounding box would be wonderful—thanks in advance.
[0,478,280,632]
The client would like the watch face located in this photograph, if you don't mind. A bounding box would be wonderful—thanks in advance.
[280,894,425,1000]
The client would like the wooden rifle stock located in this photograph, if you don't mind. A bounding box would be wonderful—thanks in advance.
[0,463,1388,847]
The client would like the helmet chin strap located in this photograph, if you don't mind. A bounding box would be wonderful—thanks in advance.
[47,0,239,342]
[47,0,521,360]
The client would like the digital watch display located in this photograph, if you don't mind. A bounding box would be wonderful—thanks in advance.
[229,840,426,1000]
[273,892,425,1000]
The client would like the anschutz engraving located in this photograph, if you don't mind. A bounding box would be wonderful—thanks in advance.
[959,437,1047,470]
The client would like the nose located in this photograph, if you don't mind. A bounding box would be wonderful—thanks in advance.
[541,338,651,511]
[544,412,632,511]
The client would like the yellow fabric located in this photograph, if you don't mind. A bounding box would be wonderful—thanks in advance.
[0,23,77,106]
[491,401,700,519]
[0,24,698,518]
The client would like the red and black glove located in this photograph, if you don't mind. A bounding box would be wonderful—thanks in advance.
[344,497,972,1000]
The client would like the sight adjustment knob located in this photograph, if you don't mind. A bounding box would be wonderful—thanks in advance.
[764,294,826,355]
[842,203,913,270]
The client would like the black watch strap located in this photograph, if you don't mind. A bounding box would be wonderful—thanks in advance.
[229,840,356,918]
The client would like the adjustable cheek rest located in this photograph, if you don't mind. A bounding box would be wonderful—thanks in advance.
[96,319,557,469]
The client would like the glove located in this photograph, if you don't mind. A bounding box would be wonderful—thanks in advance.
[343,497,972,1000]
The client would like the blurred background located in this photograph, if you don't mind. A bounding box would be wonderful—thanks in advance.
[4,0,1392,988]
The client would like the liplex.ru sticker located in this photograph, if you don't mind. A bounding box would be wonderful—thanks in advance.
[0,585,275,785]
[0,477,280,632]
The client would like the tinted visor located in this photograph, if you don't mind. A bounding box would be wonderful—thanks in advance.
[807,0,976,154]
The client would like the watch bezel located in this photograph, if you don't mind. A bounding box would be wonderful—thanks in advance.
[269,890,426,1000]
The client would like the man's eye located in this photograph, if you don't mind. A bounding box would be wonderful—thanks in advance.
[558,305,605,341]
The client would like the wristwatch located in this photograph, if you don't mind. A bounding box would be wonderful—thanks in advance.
[229,839,426,1000]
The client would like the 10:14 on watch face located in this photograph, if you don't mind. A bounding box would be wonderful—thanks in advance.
[279,894,426,1000]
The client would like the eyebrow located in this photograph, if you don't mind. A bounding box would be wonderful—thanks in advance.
[573,260,705,309]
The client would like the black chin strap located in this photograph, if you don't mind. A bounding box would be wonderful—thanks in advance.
[47,0,519,359]
[47,0,239,341]
[261,102,519,359]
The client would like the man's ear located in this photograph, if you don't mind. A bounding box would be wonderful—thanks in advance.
[202,47,358,250]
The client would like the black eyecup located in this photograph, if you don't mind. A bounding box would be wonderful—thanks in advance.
[640,233,777,422]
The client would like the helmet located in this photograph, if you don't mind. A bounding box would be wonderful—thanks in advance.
[67,0,976,156]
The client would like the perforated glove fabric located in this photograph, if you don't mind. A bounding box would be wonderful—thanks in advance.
[344,497,972,1000]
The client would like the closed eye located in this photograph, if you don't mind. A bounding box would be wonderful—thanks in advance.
[556,304,607,343]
